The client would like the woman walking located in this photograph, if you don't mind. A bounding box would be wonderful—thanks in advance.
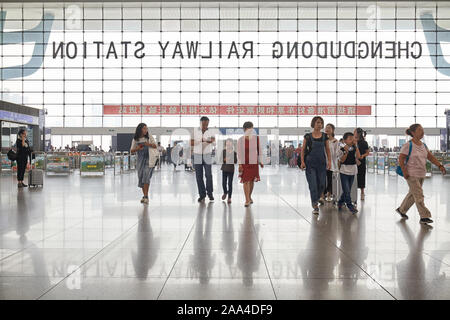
[130,123,158,204]
[324,123,339,201]
[396,124,446,225]
[300,116,331,214]
[237,122,264,207]
[16,128,32,188]
[354,128,370,200]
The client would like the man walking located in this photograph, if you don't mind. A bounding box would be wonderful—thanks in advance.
[191,116,215,202]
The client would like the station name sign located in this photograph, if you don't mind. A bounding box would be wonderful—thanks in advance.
[53,40,422,60]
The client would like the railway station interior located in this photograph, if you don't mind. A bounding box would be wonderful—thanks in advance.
[1,1,450,300]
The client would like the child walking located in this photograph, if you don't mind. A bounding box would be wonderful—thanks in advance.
[221,138,238,204]
[337,132,361,214]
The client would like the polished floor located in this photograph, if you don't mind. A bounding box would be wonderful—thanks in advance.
[0,164,449,300]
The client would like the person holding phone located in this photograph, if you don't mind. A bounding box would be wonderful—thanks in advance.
[130,123,158,204]
[15,128,32,188]
[354,128,370,200]
[396,124,446,225]
[337,132,361,214]
[191,116,215,202]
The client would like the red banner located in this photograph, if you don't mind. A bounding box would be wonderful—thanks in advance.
[103,105,371,116]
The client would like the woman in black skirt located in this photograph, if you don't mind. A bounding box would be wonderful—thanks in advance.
[354,128,370,200]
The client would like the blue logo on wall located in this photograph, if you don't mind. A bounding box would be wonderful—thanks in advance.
[0,10,54,80]
[421,12,450,77]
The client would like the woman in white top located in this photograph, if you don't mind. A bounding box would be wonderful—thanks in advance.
[130,123,158,204]
[323,123,340,201]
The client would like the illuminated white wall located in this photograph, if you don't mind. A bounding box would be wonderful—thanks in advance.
[1,1,449,129]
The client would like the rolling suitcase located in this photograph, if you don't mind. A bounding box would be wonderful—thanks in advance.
[28,169,44,187]
[350,175,358,205]
[332,172,357,206]
[289,157,296,167]
[332,171,341,204]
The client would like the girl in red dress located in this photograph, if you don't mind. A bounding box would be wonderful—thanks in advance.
[237,122,264,207]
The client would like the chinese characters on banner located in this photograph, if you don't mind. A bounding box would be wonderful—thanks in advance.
[103,105,372,116]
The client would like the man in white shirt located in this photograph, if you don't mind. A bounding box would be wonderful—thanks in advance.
[191,116,215,202]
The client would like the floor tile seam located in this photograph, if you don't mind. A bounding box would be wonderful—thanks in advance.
[35,218,141,300]
[0,220,86,263]
[269,187,398,300]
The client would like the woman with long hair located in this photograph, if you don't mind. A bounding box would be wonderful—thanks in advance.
[15,128,32,188]
[396,124,446,225]
[130,123,158,204]
[324,123,339,201]
[237,122,264,207]
[354,127,370,200]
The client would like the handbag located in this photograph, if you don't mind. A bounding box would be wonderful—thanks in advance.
[396,141,412,177]
[7,149,17,161]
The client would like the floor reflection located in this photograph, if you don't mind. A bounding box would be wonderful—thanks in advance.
[1,166,449,299]
[337,207,369,288]
[0,192,51,298]
[189,202,215,284]
[221,203,237,271]
[237,207,262,287]
[298,209,339,297]
[395,221,446,299]
[131,207,159,279]
[16,191,30,244]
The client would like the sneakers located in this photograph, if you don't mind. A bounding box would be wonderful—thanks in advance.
[318,198,325,205]
[198,196,206,203]
[337,202,344,210]
[395,208,409,219]
[420,218,433,224]
[208,195,214,202]
[312,203,319,215]
[348,206,358,214]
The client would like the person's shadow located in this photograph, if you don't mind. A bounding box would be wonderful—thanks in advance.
[131,207,160,279]
[297,208,339,298]
[237,207,262,287]
[395,221,446,299]
[189,202,215,284]
[221,203,237,272]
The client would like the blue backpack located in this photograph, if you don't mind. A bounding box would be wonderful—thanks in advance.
[396,141,427,176]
